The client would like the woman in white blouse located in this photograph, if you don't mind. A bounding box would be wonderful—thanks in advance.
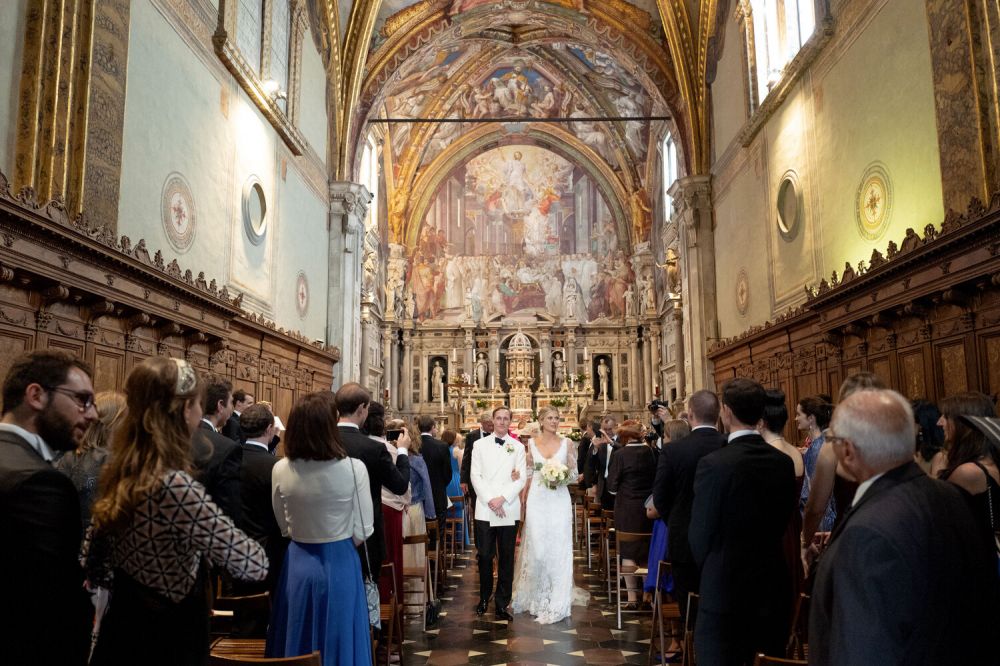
[267,391,374,666]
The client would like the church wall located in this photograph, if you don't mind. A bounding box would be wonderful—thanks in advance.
[0,0,28,176]
[117,0,331,339]
[710,0,943,340]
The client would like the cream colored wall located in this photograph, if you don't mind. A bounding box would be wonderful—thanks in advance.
[710,8,748,160]
[710,0,943,338]
[299,25,328,163]
[118,0,330,335]
[0,0,28,176]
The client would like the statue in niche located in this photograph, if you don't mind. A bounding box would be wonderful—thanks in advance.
[597,358,610,399]
[552,352,566,389]
[407,288,417,320]
[641,273,656,312]
[431,360,445,400]
[630,187,652,243]
[475,353,489,390]
[624,287,635,318]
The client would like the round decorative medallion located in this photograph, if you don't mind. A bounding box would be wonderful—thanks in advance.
[295,271,309,319]
[776,171,801,242]
[242,176,268,246]
[161,173,196,252]
[736,268,750,316]
[855,162,893,241]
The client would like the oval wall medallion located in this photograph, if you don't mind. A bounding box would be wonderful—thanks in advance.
[242,176,268,246]
[295,271,309,319]
[855,162,892,241]
[776,170,801,242]
[736,268,750,316]
[161,173,196,252]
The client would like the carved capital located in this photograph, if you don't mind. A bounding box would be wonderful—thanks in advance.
[329,181,373,222]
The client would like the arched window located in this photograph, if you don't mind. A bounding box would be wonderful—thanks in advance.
[662,132,678,216]
[743,0,816,108]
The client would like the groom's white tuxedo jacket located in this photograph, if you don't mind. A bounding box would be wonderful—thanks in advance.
[470,432,527,526]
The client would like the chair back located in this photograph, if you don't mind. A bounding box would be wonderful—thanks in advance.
[785,593,810,659]
[751,655,807,665]
[403,533,429,546]
[212,592,270,614]
[209,650,322,665]
[614,529,651,550]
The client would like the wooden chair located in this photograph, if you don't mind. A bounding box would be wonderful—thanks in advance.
[378,562,404,666]
[602,509,616,595]
[443,495,465,567]
[752,655,807,665]
[209,650,321,665]
[402,532,434,631]
[209,638,266,661]
[682,593,699,666]
[612,529,651,629]
[647,560,682,666]
[584,498,605,569]
[785,593,810,660]
[425,519,442,596]
[209,589,271,655]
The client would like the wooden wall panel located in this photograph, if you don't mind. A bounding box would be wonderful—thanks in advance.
[92,348,125,393]
[937,342,970,397]
[982,335,1000,397]
[899,348,930,400]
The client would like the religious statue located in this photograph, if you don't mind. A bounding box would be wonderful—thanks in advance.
[431,360,444,400]
[552,352,566,389]
[475,353,489,390]
[641,273,656,313]
[407,288,417,319]
[563,287,579,322]
[630,187,652,244]
[597,358,610,399]
[624,287,635,318]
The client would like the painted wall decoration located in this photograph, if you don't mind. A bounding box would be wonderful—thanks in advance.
[399,144,634,324]
[296,271,309,318]
[161,173,196,252]
[855,162,893,241]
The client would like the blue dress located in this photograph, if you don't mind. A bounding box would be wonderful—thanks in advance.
[643,520,674,594]
[445,446,469,546]
[800,434,836,531]
[266,540,372,666]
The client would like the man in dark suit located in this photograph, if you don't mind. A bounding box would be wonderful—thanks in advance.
[335,382,410,579]
[689,378,796,665]
[652,389,725,623]
[461,412,493,515]
[221,388,253,443]
[417,415,453,522]
[589,415,619,510]
[194,375,243,524]
[810,389,999,665]
[0,351,97,665]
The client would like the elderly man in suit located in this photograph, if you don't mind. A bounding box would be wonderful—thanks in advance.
[689,378,797,665]
[335,382,411,579]
[652,389,725,623]
[470,406,526,620]
[810,389,999,665]
[461,411,493,516]
[195,375,243,524]
[0,351,97,665]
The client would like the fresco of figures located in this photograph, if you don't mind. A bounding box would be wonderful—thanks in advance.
[397,145,637,324]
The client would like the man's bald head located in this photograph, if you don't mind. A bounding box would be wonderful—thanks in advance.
[831,389,915,472]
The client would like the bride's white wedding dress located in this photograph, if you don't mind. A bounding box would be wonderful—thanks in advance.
[511,437,590,624]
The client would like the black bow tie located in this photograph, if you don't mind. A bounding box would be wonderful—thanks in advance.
[496,436,506,446]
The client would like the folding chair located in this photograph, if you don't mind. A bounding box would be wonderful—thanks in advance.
[584,498,605,569]
[378,562,404,666]
[602,509,616,595]
[444,495,465,567]
[613,529,651,629]
[785,593,810,660]
[402,532,434,631]
[647,560,682,665]
[682,593,699,666]
[425,519,442,596]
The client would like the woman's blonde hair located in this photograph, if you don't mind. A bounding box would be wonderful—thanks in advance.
[78,391,126,453]
[91,357,202,532]
[537,405,561,423]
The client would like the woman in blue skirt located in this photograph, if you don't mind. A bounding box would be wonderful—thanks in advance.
[267,392,374,665]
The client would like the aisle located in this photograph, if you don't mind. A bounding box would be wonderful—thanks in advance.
[402,547,656,665]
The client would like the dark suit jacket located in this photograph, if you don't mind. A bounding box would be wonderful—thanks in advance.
[461,428,488,498]
[194,421,243,525]
[577,436,591,480]
[237,442,288,590]
[652,426,725,564]
[689,432,796,615]
[420,433,453,519]
[0,429,92,665]
[221,412,244,444]
[339,424,410,577]
[592,440,619,509]
[810,462,999,665]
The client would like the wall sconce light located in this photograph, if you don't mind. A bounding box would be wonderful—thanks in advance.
[262,79,287,101]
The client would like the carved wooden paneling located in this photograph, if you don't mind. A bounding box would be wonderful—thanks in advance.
[0,332,32,382]
[982,335,1000,397]
[92,348,125,393]
[869,356,892,388]
[937,342,970,397]
[899,349,929,400]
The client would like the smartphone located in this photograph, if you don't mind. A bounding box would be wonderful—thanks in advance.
[387,429,403,442]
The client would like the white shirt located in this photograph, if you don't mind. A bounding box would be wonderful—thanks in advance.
[201,418,219,432]
[271,456,375,544]
[692,424,718,432]
[244,438,269,452]
[727,429,758,442]
[339,421,407,454]
[0,423,55,462]
[851,472,886,508]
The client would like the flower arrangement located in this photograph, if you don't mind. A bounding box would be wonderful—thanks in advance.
[474,398,488,409]
[549,397,567,407]
[566,429,583,442]
[534,459,572,490]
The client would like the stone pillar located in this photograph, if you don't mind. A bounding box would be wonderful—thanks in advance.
[328,182,372,387]
[670,176,717,392]
[359,304,372,390]
[540,331,552,389]
[650,325,662,398]
[643,329,655,404]
[385,325,399,410]
[628,330,640,406]
[464,328,475,379]
[672,304,687,403]
[402,328,413,411]
[566,329,578,380]
[489,331,501,392]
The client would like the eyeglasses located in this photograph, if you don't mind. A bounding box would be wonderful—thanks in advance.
[44,386,96,412]
[822,428,849,447]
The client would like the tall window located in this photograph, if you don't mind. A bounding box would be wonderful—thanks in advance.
[360,135,379,230]
[662,132,678,216]
[748,0,816,105]
[269,0,291,112]
[236,0,262,70]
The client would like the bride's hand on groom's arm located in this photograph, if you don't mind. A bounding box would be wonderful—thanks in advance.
[511,468,520,481]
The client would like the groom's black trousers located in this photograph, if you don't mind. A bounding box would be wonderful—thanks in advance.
[475,519,518,609]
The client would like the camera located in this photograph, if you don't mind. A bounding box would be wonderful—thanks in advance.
[648,399,670,412]
[643,430,660,444]
[386,429,403,442]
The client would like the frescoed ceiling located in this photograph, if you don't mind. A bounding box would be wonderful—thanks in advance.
[353,0,683,254]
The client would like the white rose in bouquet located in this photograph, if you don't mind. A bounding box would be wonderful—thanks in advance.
[534,459,572,490]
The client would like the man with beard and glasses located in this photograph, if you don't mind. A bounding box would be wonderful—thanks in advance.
[0,350,98,665]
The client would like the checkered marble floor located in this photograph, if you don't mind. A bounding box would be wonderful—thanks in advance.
[400,549,659,665]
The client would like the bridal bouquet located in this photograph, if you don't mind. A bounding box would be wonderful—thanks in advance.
[534,459,573,490]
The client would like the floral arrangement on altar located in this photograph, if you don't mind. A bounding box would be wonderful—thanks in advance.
[549,397,567,407]
[566,429,582,442]
[534,459,572,490]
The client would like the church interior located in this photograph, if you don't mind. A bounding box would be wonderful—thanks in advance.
[2,0,1000,661]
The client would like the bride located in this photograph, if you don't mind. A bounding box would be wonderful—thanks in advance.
[511,406,590,623]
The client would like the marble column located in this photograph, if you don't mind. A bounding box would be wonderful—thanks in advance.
[670,176,717,392]
[540,331,552,389]
[328,182,372,387]
[385,325,399,410]
[650,325,662,399]
[489,331,501,392]
[628,330,640,406]
[643,328,655,405]
[672,304,686,404]
[464,329,475,380]
[566,330,578,378]
[402,328,413,411]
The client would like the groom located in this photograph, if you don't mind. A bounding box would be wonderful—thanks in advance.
[470,405,527,620]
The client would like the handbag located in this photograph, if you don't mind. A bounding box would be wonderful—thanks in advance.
[350,461,381,629]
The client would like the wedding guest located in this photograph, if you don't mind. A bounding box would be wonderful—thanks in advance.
[55,390,125,531]
[912,399,946,475]
[461,412,493,516]
[267,391,374,666]
[83,357,267,666]
[796,395,834,530]
[644,418,689,596]
[367,402,407,603]
[1,350,97,666]
[607,425,656,607]
[417,415,453,535]
[193,375,243,523]
[443,429,469,546]
[810,389,999,665]
[400,418,436,609]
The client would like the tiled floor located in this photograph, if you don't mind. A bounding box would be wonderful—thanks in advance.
[399,547,668,665]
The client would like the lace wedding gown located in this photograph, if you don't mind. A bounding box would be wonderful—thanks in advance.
[511,438,590,624]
